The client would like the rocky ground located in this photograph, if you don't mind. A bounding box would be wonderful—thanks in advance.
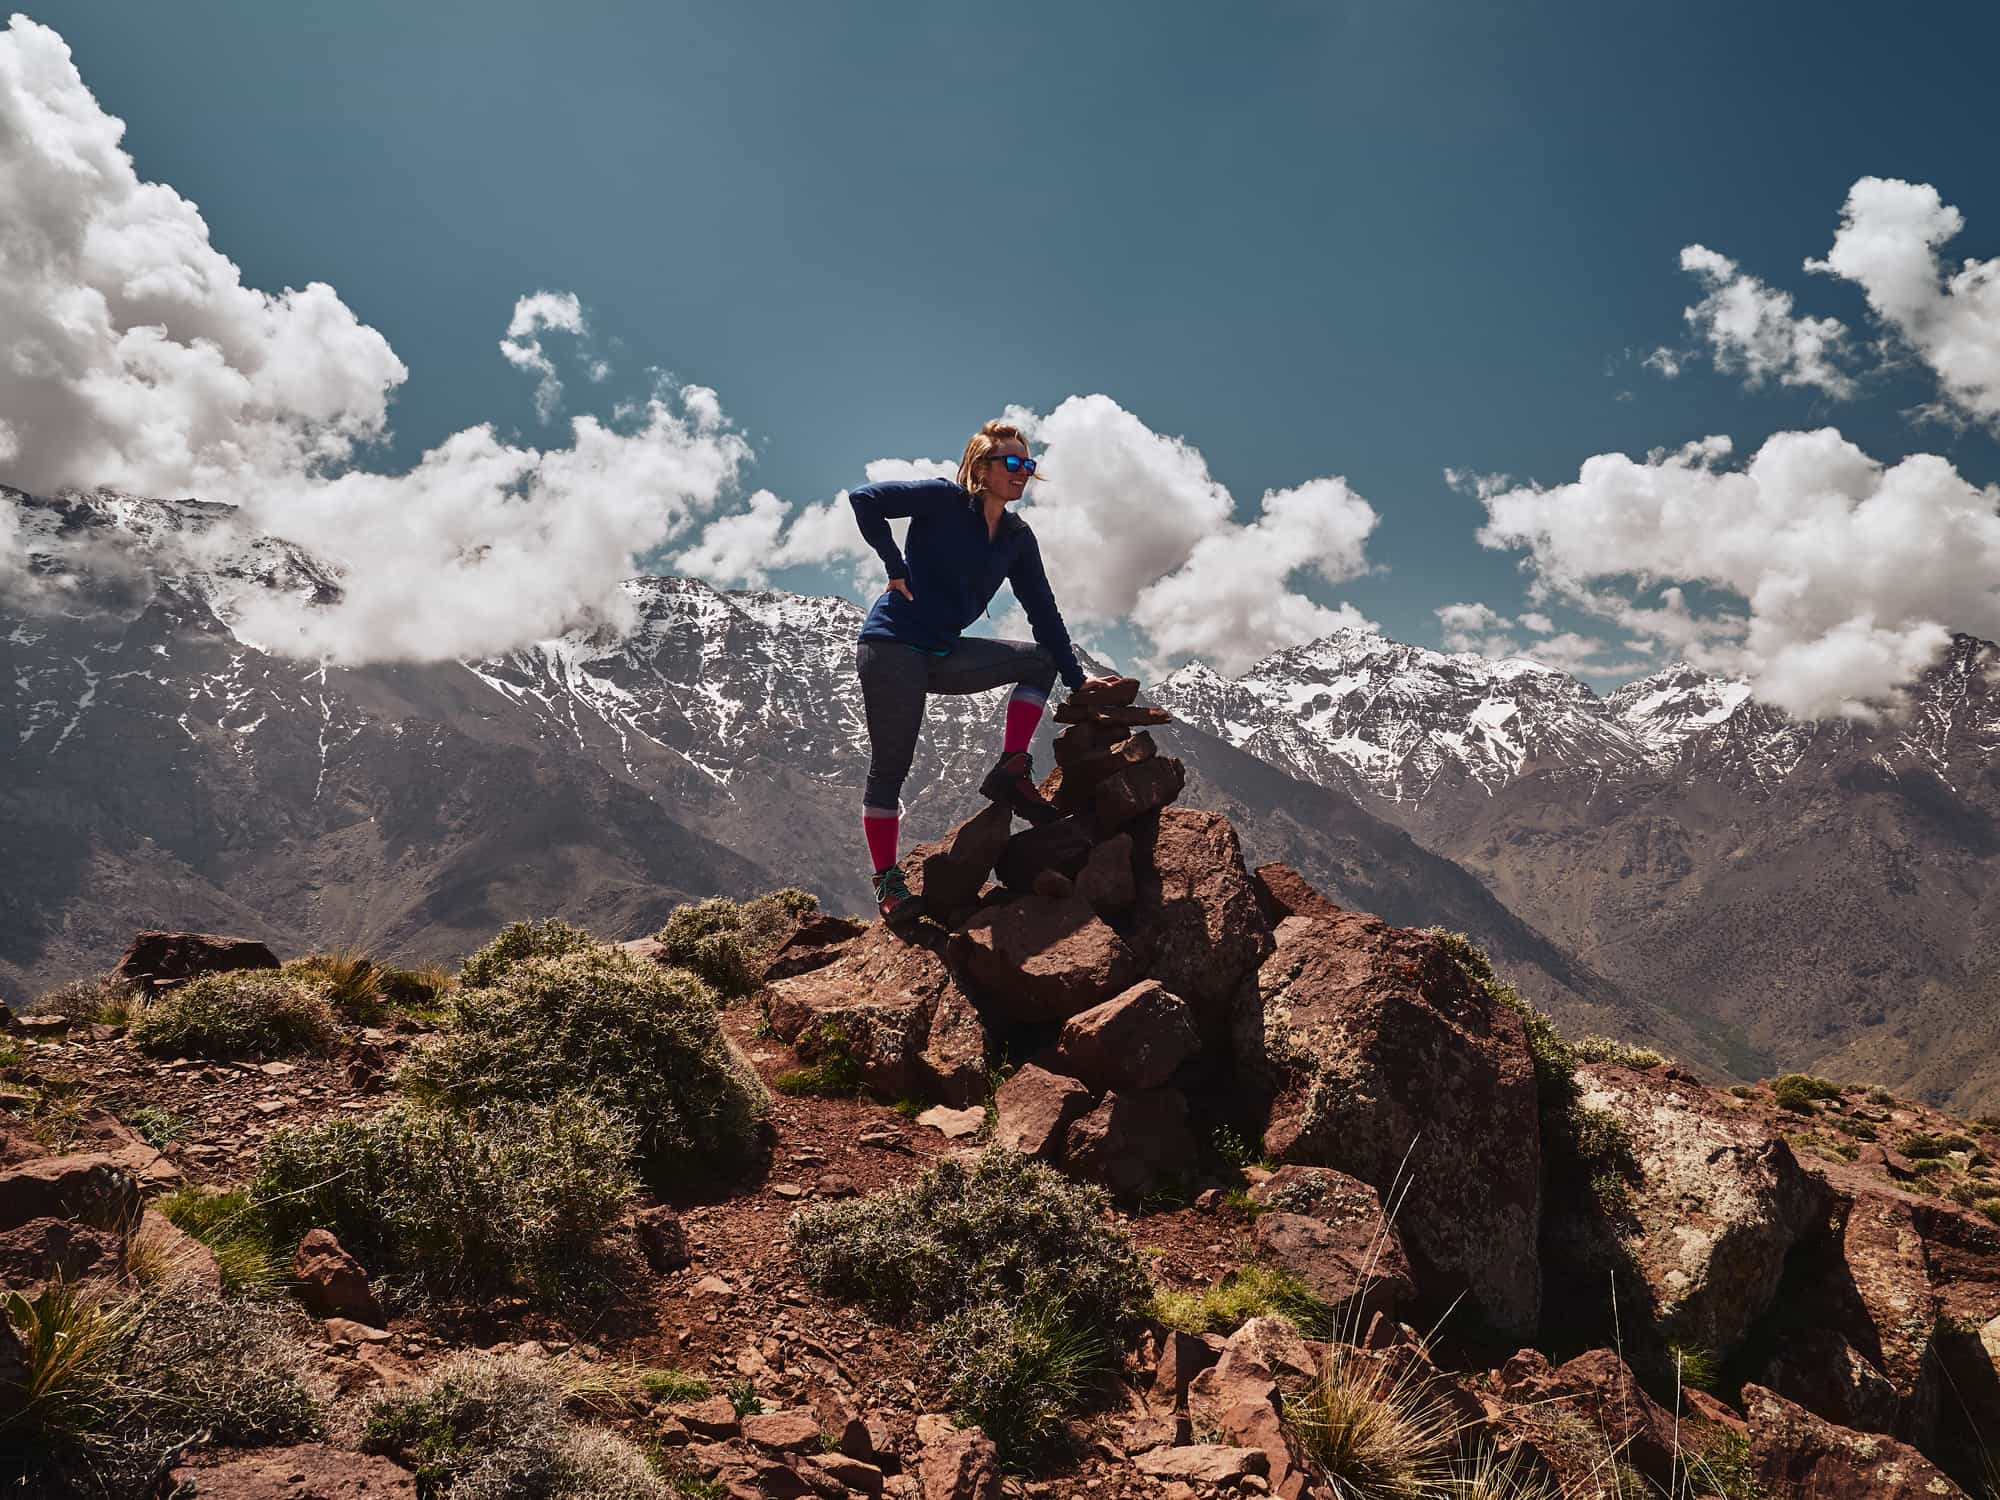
[4,693,1999,1498]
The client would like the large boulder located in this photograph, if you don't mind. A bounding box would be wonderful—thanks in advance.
[1095,756,1187,833]
[902,804,1013,927]
[993,815,1096,892]
[1236,897,1541,1338]
[1575,1064,1833,1356]
[0,1153,141,1233]
[1052,980,1200,1091]
[760,914,869,984]
[1742,1384,1971,1500]
[114,930,278,992]
[0,1218,128,1294]
[949,893,1140,1024]
[1252,1211,1417,1330]
[1050,732,1158,815]
[1063,1089,1196,1201]
[1125,809,1271,1049]
[765,925,987,1103]
[1074,833,1136,919]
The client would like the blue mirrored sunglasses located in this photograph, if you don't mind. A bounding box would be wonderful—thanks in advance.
[994,455,1038,475]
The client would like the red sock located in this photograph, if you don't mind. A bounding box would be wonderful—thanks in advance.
[1002,685,1047,755]
[863,806,900,874]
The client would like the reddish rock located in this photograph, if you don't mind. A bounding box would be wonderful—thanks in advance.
[994,815,1096,892]
[761,914,869,983]
[1133,1446,1269,1483]
[1237,907,1540,1338]
[1252,1210,1418,1328]
[1547,1349,1681,1484]
[1094,755,1187,832]
[1820,1191,1940,1442]
[1151,1327,1225,1409]
[814,1454,885,1495]
[991,1065,1092,1160]
[291,1228,383,1324]
[629,1203,690,1273]
[1053,720,1129,768]
[917,987,989,1108]
[0,1217,128,1293]
[1064,1089,1197,1200]
[1762,1326,1902,1437]
[1251,864,1345,925]
[1051,732,1159,814]
[1054,700,1172,727]
[168,1444,417,1497]
[1185,1317,1320,1500]
[1743,1384,1971,1499]
[903,804,1013,925]
[1074,832,1136,919]
[1053,980,1200,1092]
[916,1426,1001,1500]
[950,893,1140,1024]
[676,1395,743,1438]
[114,930,279,993]
[742,1408,824,1453]
[766,925,976,1100]
[1030,869,1073,899]
[135,1208,223,1290]
[0,1153,141,1233]
[1127,809,1272,1047]
[1574,1064,1833,1355]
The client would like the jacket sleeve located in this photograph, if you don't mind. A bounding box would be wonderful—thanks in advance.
[847,478,956,581]
[1007,528,1087,692]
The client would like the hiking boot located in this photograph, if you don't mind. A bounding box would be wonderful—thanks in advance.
[871,866,923,927]
[979,750,1061,827]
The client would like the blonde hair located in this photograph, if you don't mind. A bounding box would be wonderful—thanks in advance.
[955,419,1040,495]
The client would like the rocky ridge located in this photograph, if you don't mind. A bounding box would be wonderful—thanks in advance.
[6,736,2000,1494]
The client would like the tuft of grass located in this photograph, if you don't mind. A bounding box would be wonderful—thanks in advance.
[1282,1345,1458,1500]
[255,1096,635,1297]
[1152,1263,1336,1340]
[1450,1444,1563,1500]
[892,1096,928,1120]
[1570,1035,1668,1070]
[1772,1074,1843,1115]
[1666,1340,1719,1394]
[283,950,385,1021]
[1832,1115,1879,1141]
[636,1368,711,1404]
[361,1352,666,1500]
[0,1280,138,1444]
[459,918,603,989]
[400,947,765,1182]
[726,1379,765,1418]
[122,1105,187,1148]
[1901,1132,1950,1159]
[1212,1123,1276,1172]
[1684,1428,1767,1500]
[129,970,338,1059]
[24,974,140,1028]
[154,1185,287,1295]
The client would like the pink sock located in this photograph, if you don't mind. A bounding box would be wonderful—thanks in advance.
[863,806,900,873]
[1002,685,1047,755]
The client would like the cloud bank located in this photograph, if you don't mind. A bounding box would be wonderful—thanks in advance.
[0,15,753,663]
[1475,428,2000,718]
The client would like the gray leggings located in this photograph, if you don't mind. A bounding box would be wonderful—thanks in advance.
[857,637,1058,811]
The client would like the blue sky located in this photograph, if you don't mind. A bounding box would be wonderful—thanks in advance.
[9,2,2000,703]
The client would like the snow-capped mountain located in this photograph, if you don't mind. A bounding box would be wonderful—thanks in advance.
[1154,627,2000,808]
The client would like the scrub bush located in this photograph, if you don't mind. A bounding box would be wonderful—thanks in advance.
[129,971,337,1059]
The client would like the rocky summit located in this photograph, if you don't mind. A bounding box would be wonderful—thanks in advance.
[6,680,1999,1498]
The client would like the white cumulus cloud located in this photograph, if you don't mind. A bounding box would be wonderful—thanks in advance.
[1475,428,2000,717]
[1675,245,1854,397]
[499,290,588,422]
[1806,176,2000,429]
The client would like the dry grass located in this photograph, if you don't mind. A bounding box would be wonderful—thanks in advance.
[1283,1345,1459,1500]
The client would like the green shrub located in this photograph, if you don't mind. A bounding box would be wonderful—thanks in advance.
[1832,1116,1878,1141]
[119,1280,324,1448]
[1938,1133,1978,1152]
[399,947,765,1180]
[254,1097,635,1295]
[1901,1133,1950,1159]
[931,1292,1109,1462]
[122,1106,187,1148]
[24,974,138,1027]
[790,1147,1148,1332]
[1909,1158,1950,1178]
[790,1148,1147,1465]
[1772,1074,1842,1114]
[1571,1035,1668,1070]
[154,1186,286,1294]
[1728,1085,1759,1100]
[459,918,602,989]
[361,1352,667,1500]
[380,964,457,1016]
[656,897,758,999]
[129,971,338,1059]
[283,951,385,1020]
[738,888,819,961]
[1976,1197,2000,1225]
[1152,1263,1336,1340]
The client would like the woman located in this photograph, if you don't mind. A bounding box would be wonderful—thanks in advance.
[850,419,1125,924]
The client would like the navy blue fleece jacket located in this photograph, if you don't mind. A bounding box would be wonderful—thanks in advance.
[849,478,1086,691]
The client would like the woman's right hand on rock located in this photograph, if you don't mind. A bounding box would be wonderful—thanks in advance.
[887,578,914,600]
